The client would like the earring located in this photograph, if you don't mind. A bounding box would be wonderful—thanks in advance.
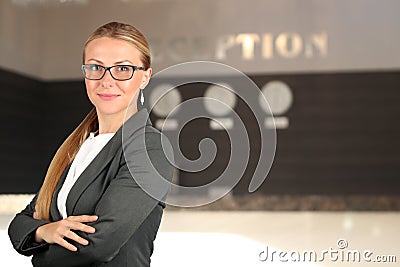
[140,90,145,105]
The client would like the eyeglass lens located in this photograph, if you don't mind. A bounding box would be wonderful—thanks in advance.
[83,65,135,81]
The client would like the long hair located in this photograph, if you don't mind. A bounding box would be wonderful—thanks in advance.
[35,22,151,220]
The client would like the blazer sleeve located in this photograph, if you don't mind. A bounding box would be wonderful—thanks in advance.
[31,131,174,267]
[8,194,51,256]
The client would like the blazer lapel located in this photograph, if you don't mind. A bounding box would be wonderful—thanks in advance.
[65,108,152,216]
[65,131,122,216]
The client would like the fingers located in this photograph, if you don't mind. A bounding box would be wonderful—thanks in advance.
[36,215,98,252]
[66,215,97,234]
[58,237,78,252]
[66,221,96,234]
[53,220,95,251]
[64,230,89,246]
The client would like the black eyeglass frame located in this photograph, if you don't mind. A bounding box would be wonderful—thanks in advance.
[81,64,145,81]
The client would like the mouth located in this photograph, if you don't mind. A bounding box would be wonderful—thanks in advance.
[98,93,120,101]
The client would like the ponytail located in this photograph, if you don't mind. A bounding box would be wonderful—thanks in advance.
[35,108,98,220]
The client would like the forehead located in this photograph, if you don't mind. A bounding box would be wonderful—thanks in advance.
[84,37,142,64]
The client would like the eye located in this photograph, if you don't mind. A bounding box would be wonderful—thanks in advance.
[116,65,131,72]
[88,64,102,71]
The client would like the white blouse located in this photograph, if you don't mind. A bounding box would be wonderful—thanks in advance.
[57,132,115,218]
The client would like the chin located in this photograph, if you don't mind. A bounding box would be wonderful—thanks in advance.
[96,107,126,116]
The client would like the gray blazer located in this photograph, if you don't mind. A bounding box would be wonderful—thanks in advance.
[8,108,174,267]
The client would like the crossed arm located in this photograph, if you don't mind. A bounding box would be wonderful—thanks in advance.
[9,142,173,267]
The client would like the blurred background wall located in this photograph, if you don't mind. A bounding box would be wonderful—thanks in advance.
[1,0,400,79]
[1,0,399,200]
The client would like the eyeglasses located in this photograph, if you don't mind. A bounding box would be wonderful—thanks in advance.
[81,64,145,81]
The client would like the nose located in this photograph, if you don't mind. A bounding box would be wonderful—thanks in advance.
[101,69,114,88]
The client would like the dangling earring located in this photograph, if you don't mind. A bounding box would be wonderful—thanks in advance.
[140,89,144,105]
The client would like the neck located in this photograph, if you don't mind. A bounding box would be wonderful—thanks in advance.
[97,105,138,134]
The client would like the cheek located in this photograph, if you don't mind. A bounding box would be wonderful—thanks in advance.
[121,78,141,95]
[85,80,98,102]
[85,80,103,95]
[85,79,96,91]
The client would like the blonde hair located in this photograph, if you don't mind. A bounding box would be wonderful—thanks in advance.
[83,21,151,69]
[35,22,151,220]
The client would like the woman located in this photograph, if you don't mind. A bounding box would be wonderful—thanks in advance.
[8,21,174,267]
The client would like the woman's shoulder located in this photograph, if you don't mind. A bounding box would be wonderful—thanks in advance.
[144,124,162,135]
[144,125,172,151]
[122,124,172,152]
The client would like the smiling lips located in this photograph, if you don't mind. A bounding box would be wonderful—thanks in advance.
[98,93,120,101]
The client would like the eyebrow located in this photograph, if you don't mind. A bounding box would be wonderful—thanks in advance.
[87,59,104,64]
[115,60,134,65]
[87,59,134,65]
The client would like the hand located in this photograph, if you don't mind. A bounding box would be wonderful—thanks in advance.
[35,215,98,252]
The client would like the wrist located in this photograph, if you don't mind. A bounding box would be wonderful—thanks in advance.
[34,226,44,243]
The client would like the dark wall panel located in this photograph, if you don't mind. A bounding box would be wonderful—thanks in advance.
[0,68,91,193]
[149,72,400,195]
[251,72,400,194]
[0,69,45,193]
[1,68,399,195]
[41,81,92,168]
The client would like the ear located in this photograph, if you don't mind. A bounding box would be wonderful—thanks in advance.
[140,68,152,89]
